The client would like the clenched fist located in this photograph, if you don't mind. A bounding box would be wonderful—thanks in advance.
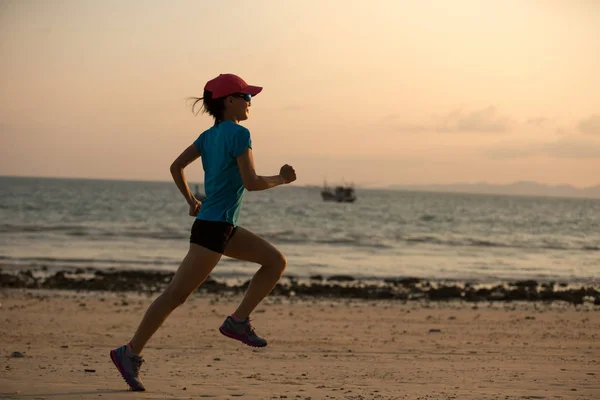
[188,198,201,216]
[280,164,297,184]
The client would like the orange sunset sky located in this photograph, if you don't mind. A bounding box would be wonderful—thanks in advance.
[1,0,599,187]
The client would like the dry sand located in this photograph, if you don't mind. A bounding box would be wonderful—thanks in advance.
[1,289,599,400]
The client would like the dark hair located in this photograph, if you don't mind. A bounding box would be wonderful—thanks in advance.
[190,90,226,124]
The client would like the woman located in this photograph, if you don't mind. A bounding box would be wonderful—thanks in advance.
[110,73,296,391]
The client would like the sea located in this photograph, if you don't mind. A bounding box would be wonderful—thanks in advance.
[1,176,598,284]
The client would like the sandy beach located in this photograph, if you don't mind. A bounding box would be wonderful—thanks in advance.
[1,289,598,400]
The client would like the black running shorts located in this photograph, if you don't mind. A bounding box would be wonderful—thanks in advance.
[189,219,237,254]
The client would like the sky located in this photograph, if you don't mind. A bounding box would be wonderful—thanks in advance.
[1,0,599,187]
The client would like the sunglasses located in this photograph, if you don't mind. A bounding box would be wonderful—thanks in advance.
[230,93,252,103]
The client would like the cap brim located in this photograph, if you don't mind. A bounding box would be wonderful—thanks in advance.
[242,85,263,96]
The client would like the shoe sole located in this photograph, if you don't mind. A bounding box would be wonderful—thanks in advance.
[219,327,267,348]
[110,350,146,391]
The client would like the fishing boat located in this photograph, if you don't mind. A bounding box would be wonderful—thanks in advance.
[321,181,356,203]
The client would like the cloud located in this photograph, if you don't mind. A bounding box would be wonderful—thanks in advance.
[542,137,600,158]
[487,137,600,159]
[392,106,512,134]
[452,106,511,133]
[392,122,428,133]
[487,146,536,159]
[577,114,600,135]
[526,117,550,126]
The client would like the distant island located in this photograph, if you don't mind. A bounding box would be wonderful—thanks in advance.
[387,181,600,199]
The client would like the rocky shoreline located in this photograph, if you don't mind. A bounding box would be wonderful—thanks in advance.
[1,268,599,305]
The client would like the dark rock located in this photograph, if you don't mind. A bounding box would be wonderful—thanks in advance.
[541,281,555,290]
[428,286,463,300]
[11,270,39,288]
[0,272,23,288]
[511,280,538,289]
[327,275,356,282]
[464,287,490,302]
[539,289,557,301]
[371,288,398,299]
[271,283,291,297]
[384,277,421,286]
[239,280,251,290]
[197,277,230,293]
[1,266,597,305]
[488,285,508,301]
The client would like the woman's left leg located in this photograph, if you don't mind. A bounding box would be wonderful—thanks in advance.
[217,226,287,347]
[223,226,287,319]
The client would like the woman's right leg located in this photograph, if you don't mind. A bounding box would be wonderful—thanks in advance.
[128,243,222,355]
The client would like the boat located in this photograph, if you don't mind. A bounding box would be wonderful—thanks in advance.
[321,181,356,203]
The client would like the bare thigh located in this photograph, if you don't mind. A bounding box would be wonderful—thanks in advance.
[223,226,285,266]
[166,243,222,300]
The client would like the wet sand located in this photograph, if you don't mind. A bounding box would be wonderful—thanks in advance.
[1,289,599,399]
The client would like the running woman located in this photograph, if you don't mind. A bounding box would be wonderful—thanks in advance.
[110,73,296,391]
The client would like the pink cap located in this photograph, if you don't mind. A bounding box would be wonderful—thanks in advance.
[204,74,263,99]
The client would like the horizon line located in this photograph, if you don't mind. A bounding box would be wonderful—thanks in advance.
[1,174,598,190]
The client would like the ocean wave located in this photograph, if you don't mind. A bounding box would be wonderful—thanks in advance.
[400,235,598,251]
[0,223,88,233]
[582,245,600,251]
[260,230,392,249]
[317,238,392,249]
[0,255,175,267]
[1,223,597,252]
[419,214,454,222]
[0,223,188,241]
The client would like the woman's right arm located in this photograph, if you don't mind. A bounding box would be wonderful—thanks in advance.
[236,148,296,191]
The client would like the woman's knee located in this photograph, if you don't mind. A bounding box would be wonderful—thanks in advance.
[271,251,287,275]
